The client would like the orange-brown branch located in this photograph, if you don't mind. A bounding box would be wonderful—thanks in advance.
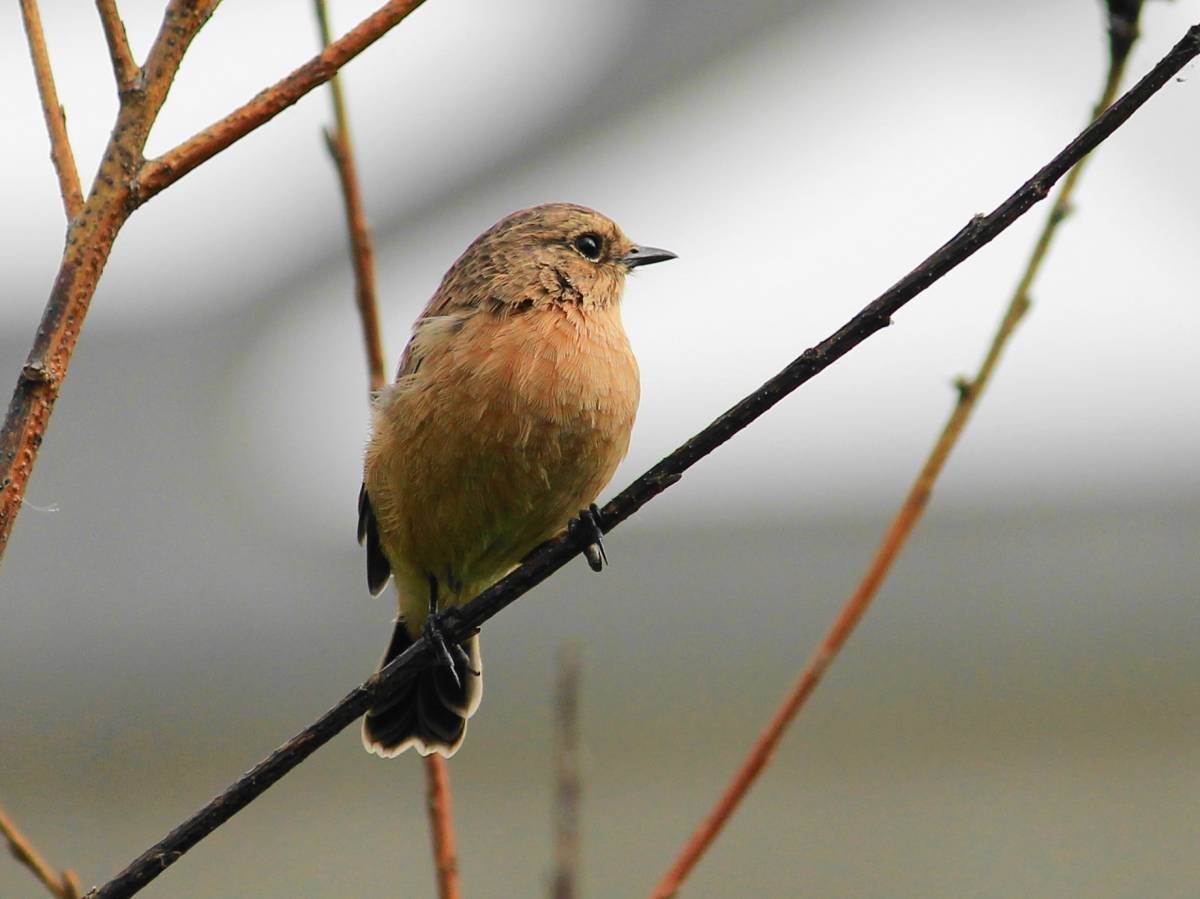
[648,9,1144,897]
[1,0,425,564]
[94,0,138,90]
[136,0,428,204]
[423,756,462,899]
[315,0,387,392]
[552,646,583,899]
[19,0,84,220]
[0,0,220,563]
[0,804,81,899]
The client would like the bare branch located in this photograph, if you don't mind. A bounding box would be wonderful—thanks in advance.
[314,0,387,391]
[0,0,425,562]
[0,0,221,562]
[312,3,449,889]
[0,804,81,899]
[19,0,84,219]
[136,0,429,204]
[648,7,1148,896]
[423,757,462,899]
[82,24,1200,899]
[94,0,139,90]
[551,646,582,899]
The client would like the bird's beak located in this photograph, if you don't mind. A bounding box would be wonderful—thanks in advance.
[621,244,677,269]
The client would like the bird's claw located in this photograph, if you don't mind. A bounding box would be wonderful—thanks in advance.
[570,503,608,573]
[423,607,481,680]
[423,611,462,688]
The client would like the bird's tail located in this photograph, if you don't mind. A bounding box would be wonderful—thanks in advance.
[361,620,483,759]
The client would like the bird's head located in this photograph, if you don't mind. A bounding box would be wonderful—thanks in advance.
[440,203,675,313]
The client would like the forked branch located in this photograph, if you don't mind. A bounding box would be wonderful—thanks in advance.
[0,0,427,563]
[94,0,138,90]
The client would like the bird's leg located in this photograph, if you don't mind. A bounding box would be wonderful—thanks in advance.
[423,574,462,688]
[569,503,608,573]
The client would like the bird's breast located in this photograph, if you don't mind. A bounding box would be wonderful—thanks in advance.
[366,303,639,598]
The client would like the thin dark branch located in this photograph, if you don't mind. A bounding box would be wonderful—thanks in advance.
[19,0,84,219]
[648,9,1147,894]
[83,23,1200,899]
[551,646,582,899]
[94,0,139,90]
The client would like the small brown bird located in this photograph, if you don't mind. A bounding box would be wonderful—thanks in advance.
[358,203,675,757]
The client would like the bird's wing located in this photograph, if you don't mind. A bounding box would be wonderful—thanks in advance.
[358,482,392,596]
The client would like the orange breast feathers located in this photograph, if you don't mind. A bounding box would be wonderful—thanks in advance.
[364,300,639,600]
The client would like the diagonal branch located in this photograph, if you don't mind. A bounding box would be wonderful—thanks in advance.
[95,0,139,90]
[19,0,84,220]
[135,0,429,205]
[1,803,81,899]
[648,7,1148,895]
[83,23,1200,899]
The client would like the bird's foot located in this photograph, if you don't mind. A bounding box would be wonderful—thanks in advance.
[569,503,608,573]
[423,608,480,681]
[423,611,463,687]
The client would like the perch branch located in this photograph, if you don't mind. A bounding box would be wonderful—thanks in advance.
[314,0,387,391]
[649,5,1147,896]
[0,0,425,562]
[83,23,1199,899]
[135,0,428,205]
[551,646,582,899]
[94,0,138,91]
[0,804,81,899]
[19,0,84,220]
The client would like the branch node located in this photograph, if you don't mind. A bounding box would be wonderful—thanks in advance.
[20,361,51,384]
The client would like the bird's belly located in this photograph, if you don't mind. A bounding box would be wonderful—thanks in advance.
[366,308,638,607]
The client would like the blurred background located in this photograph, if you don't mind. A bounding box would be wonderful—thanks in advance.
[3,0,1199,895]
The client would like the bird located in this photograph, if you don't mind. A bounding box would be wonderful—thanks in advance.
[358,202,676,758]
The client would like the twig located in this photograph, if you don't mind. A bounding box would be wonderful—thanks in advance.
[19,0,84,220]
[314,0,387,391]
[0,0,424,563]
[0,804,81,899]
[94,0,139,91]
[551,646,582,899]
[648,6,1147,897]
[423,757,462,899]
[135,0,429,204]
[81,25,1199,899]
[312,4,453,893]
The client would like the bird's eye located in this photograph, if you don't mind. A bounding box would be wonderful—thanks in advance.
[573,232,603,261]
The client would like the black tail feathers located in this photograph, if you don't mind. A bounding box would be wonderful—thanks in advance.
[362,620,482,759]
